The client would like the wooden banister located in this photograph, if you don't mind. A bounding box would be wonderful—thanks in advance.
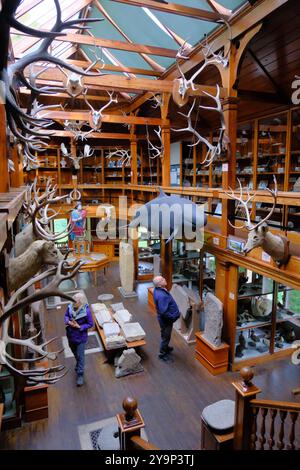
[250,399,300,413]
[130,435,159,451]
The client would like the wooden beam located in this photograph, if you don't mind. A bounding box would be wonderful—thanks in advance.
[12,31,179,58]
[53,131,132,139]
[94,0,164,73]
[0,105,9,192]
[16,0,44,18]
[37,110,169,126]
[26,69,226,96]
[13,0,93,56]
[238,89,289,104]
[109,0,227,21]
[19,87,128,102]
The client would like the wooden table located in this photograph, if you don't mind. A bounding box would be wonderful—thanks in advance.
[94,311,146,362]
[0,403,4,431]
[68,252,111,286]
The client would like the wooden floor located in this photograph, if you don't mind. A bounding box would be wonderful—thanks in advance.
[1,263,300,450]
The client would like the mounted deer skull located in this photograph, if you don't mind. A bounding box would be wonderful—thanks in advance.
[60,142,94,170]
[225,176,290,267]
[83,89,118,131]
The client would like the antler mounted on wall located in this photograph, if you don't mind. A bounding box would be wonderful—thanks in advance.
[106,149,131,167]
[83,89,118,132]
[0,0,103,148]
[60,143,94,170]
[225,176,290,266]
[146,126,164,160]
[0,259,83,385]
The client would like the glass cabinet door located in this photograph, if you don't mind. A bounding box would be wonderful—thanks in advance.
[288,109,300,232]
[236,121,255,189]
[275,284,300,352]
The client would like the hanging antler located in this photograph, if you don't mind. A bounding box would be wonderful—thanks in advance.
[0,259,83,384]
[63,120,93,141]
[83,89,118,131]
[0,0,104,146]
[60,143,94,170]
[224,176,289,266]
[173,28,229,107]
[146,127,164,160]
[148,93,163,109]
[106,149,131,167]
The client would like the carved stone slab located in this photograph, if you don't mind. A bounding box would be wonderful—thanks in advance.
[111,302,125,312]
[115,348,143,378]
[113,309,132,327]
[103,322,121,338]
[119,241,136,295]
[95,311,113,328]
[106,334,126,350]
[202,293,223,347]
[122,322,146,342]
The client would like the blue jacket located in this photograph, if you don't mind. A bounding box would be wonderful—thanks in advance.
[64,304,94,344]
[153,287,180,324]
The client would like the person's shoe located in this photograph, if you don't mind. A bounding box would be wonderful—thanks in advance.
[166,346,174,353]
[158,354,174,363]
[76,375,84,387]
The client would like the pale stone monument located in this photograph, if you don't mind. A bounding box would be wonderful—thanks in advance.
[106,335,126,350]
[110,302,125,312]
[113,309,132,327]
[115,348,144,378]
[118,241,137,298]
[202,293,223,347]
[122,322,146,342]
[95,310,113,328]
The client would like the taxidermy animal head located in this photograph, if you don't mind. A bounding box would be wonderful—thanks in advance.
[129,188,207,243]
[225,176,290,266]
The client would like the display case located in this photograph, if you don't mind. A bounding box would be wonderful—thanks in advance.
[172,240,202,289]
[233,267,300,366]
[288,109,300,231]
[236,121,255,189]
[137,227,160,279]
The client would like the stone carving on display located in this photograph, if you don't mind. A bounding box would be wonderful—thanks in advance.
[106,335,126,350]
[113,309,132,328]
[118,241,137,298]
[103,322,121,338]
[95,311,113,328]
[170,284,201,344]
[122,323,146,342]
[115,349,143,378]
[110,303,125,312]
[293,177,300,192]
[251,296,272,318]
[202,293,223,347]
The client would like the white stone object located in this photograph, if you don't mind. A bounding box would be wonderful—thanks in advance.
[95,311,113,328]
[106,334,126,350]
[110,302,125,312]
[103,322,121,338]
[203,293,223,347]
[170,284,190,319]
[113,309,132,327]
[122,322,146,342]
[91,303,107,313]
[115,348,144,378]
[119,241,135,293]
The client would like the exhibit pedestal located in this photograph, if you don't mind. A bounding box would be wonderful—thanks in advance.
[147,287,156,312]
[195,332,229,375]
[118,287,138,298]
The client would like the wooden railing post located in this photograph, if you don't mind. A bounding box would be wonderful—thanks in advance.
[117,397,145,451]
[232,367,261,450]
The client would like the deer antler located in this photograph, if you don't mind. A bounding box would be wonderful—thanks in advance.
[0,259,83,385]
[106,149,131,167]
[146,127,164,159]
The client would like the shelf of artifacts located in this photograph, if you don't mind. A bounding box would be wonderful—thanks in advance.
[233,272,300,365]
[139,152,160,185]
[137,230,160,279]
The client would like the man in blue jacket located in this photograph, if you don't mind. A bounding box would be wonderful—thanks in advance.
[153,276,180,363]
[64,292,94,386]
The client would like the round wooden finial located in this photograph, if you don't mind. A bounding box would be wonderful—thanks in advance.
[122,397,138,421]
[240,367,254,386]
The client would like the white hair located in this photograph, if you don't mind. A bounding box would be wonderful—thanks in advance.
[73,292,87,306]
[153,276,164,287]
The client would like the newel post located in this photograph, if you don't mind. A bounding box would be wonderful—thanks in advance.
[232,367,261,450]
[117,397,145,451]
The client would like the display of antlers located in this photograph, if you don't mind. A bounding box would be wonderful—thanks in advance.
[173,33,229,107]
[83,89,118,131]
[0,259,83,385]
[146,126,164,160]
[106,149,131,167]
[0,0,103,148]
[60,143,94,170]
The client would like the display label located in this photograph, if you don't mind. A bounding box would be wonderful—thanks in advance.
[229,292,235,300]
[262,251,271,262]
[213,237,219,245]
[222,163,228,172]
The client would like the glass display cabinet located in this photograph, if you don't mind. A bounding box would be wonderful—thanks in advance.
[236,121,255,189]
[172,240,202,289]
[233,267,300,365]
[288,109,300,231]
[138,227,160,278]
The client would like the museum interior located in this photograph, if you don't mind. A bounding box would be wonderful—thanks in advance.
[0,0,300,452]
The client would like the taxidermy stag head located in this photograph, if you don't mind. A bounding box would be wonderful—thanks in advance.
[83,89,118,131]
[0,259,83,385]
[60,143,93,170]
[225,176,290,266]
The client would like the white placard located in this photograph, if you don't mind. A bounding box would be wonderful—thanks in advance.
[213,237,219,246]
[262,252,271,262]
[229,292,235,300]
[222,163,228,172]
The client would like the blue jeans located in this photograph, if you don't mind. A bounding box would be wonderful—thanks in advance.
[68,341,85,376]
[159,320,173,355]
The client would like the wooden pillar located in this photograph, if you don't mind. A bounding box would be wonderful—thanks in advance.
[0,105,9,192]
[131,138,138,185]
[232,368,261,450]
[161,127,170,187]
[117,397,145,451]
[160,238,172,289]
[10,145,21,188]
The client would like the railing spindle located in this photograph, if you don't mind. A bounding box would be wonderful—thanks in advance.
[268,408,277,450]
[258,408,268,450]
[250,406,259,450]
[277,410,288,450]
[287,412,298,450]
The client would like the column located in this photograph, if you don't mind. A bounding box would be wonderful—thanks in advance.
[130,138,138,185]
[0,105,9,192]
[161,126,170,187]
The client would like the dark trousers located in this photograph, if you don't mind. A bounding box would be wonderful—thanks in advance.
[159,320,173,355]
[68,341,85,376]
